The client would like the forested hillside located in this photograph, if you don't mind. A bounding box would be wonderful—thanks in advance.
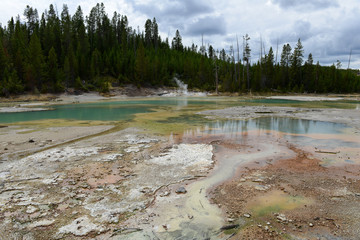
[0,3,359,96]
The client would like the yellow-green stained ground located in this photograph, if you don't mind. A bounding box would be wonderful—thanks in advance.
[249,190,312,217]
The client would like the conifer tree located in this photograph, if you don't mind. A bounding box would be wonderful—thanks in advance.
[265,47,274,89]
[290,39,304,89]
[0,3,359,96]
[26,34,44,91]
[172,30,183,51]
[135,41,147,85]
[47,47,63,92]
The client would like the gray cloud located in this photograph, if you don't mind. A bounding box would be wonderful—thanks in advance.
[270,20,313,46]
[133,0,215,35]
[272,0,339,10]
[324,20,360,67]
[185,16,226,36]
[135,0,213,21]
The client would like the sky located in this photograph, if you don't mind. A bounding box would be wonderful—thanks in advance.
[1,0,359,69]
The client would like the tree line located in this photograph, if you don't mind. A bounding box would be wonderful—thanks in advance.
[0,3,359,96]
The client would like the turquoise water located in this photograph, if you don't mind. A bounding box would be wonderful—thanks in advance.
[0,98,353,138]
[0,98,217,123]
[0,105,152,123]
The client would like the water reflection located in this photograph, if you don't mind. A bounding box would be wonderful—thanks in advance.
[175,97,188,109]
[182,117,349,143]
[284,135,360,149]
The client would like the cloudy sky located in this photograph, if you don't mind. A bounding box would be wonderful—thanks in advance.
[1,0,359,68]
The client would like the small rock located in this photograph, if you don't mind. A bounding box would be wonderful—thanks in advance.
[58,216,105,236]
[26,205,38,214]
[255,185,270,191]
[227,218,235,223]
[220,224,239,231]
[28,219,55,229]
[243,213,251,218]
[277,214,287,222]
[309,223,314,227]
[29,139,35,143]
[160,191,170,197]
[175,187,187,194]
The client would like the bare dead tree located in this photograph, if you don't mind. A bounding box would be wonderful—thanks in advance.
[275,39,279,64]
[242,36,245,90]
[236,35,241,88]
[348,49,352,69]
[243,34,251,90]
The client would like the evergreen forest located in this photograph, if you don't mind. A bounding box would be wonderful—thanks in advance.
[0,3,359,96]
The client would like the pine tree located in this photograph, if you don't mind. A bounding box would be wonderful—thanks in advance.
[135,41,147,86]
[90,48,101,79]
[73,6,89,80]
[172,30,183,51]
[304,53,314,91]
[144,19,152,47]
[1,2,359,96]
[61,4,72,58]
[23,5,39,38]
[152,18,158,49]
[280,43,292,89]
[265,47,274,89]
[25,33,44,91]
[290,39,304,90]
[47,47,63,92]
[0,39,6,81]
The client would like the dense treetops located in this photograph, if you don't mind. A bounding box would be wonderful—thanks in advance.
[0,3,359,96]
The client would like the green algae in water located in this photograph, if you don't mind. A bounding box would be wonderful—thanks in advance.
[157,114,210,125]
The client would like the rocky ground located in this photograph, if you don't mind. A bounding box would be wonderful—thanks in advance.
[202,104,360,240]
[0,94,360,239]
[211,145,360,239]
[0,123,216,239]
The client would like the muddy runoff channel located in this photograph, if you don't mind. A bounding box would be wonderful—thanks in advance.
[1,97,360,239]
[122,115,356,239]
[122,139,292,239]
